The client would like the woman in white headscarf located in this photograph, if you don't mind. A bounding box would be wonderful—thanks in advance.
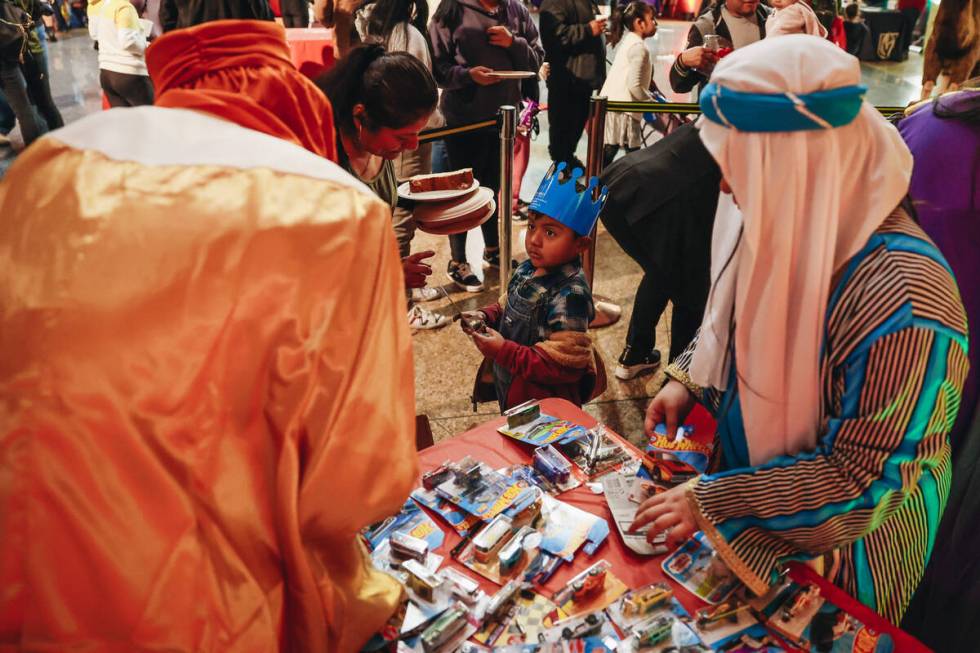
[631,35,969,624]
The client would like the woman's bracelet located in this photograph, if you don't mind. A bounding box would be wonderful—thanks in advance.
[663,363,704,402]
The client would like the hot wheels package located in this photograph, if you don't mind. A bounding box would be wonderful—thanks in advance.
[606,583,675,629]
[363,498,446,552]
[505,463,582,496]
[412,486,483,536]
[538,493,610,561]
[551,560,627,618]
[435,458,536,521]
[498,413,590,447]
[557,426,636,481]
[662,532,743,605]
[646,423,711,474]
[601,473,667,556]
[752,579,894,652]
[686,598,770,651]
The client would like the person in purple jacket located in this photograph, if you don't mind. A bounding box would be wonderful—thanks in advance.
[428,0,544,293]
[898,84,980,653]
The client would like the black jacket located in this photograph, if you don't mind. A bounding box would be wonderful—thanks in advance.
[668,2,769,96]
[539,0,605,89]
[160,0,274,32]
[599,123,721,308]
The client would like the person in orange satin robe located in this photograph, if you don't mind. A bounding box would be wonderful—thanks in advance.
[0,19,417,653]
[147,18,338,161]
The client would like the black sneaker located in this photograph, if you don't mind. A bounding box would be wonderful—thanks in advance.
[614,347,661,380]
[482,249,518,271]
[513,199,530,222]
[447,261,484,292]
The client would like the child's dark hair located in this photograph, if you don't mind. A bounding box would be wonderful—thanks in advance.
[315,44,438,135]
[609,1,653,47]
[362,0,429,44]
[843,3,859,20]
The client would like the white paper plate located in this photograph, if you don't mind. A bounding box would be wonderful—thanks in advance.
[397,178,479,202]
[486,71,537,79]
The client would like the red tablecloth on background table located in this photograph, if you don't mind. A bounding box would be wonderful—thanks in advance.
[416,398,929,651]
[285,28,336,80]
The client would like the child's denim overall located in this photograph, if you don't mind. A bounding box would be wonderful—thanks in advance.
[493,286,540,412]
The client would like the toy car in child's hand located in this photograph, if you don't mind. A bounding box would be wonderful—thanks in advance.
[458,311,488,334]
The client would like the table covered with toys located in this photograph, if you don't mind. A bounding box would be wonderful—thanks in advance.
[360,399,929,652]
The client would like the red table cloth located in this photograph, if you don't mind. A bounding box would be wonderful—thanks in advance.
[415,398,929,651]
[285,27,336,80]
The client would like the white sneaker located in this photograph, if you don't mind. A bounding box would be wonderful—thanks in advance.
[411,286,441,302]
[408,304,450,330]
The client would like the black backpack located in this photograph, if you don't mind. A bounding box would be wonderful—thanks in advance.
[0,1,33,64]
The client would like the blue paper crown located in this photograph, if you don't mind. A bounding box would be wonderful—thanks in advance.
[529,162,608,237]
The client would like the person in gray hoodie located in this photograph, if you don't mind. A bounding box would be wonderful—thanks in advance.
[428,0,544,291]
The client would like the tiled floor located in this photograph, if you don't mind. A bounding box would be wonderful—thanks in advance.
[2,22,927,445]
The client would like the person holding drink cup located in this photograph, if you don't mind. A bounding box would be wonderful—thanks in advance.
[539,0,608,169]
[669,0,769,98]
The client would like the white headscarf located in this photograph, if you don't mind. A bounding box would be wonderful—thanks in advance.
[691,35,913,465]
[766,3,828,38]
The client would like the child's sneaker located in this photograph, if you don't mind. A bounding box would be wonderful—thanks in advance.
[447,261,484,292]
[411,286,441,302]
[614,347,661,380]
[408,304,450,330]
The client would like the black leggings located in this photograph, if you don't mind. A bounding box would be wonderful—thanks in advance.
[282,13,309,27]
[0,62,42,145]
[100,69,154,107]
[21,51,63,131]
[280,0,309,27]
[600,201,707,361]
[445,128,500,263]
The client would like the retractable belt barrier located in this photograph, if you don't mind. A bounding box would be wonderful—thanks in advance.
[412,99,907,324]
[602,100,906,115]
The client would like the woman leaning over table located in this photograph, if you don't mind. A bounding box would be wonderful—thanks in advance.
[631,35,969,625]
[316,44,450,330]
[355,0,446,304]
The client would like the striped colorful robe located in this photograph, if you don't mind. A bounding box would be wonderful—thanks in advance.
[666,208,969,624]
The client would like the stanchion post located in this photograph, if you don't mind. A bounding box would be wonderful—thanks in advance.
[583,95,621,328]
[497,105,517,292]
[583,94,607,286]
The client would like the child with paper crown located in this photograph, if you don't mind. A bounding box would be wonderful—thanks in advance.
[462,163,609,412]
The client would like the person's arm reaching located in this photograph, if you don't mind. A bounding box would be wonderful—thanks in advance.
[669,25,711,94]
[685,327,967,595]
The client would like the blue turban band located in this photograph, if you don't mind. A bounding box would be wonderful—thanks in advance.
[699,82,868,132]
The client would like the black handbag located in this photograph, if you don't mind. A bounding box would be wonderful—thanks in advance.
[0,1,33,64]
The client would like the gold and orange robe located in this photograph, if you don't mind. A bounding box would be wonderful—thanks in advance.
[0,104,416,651]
